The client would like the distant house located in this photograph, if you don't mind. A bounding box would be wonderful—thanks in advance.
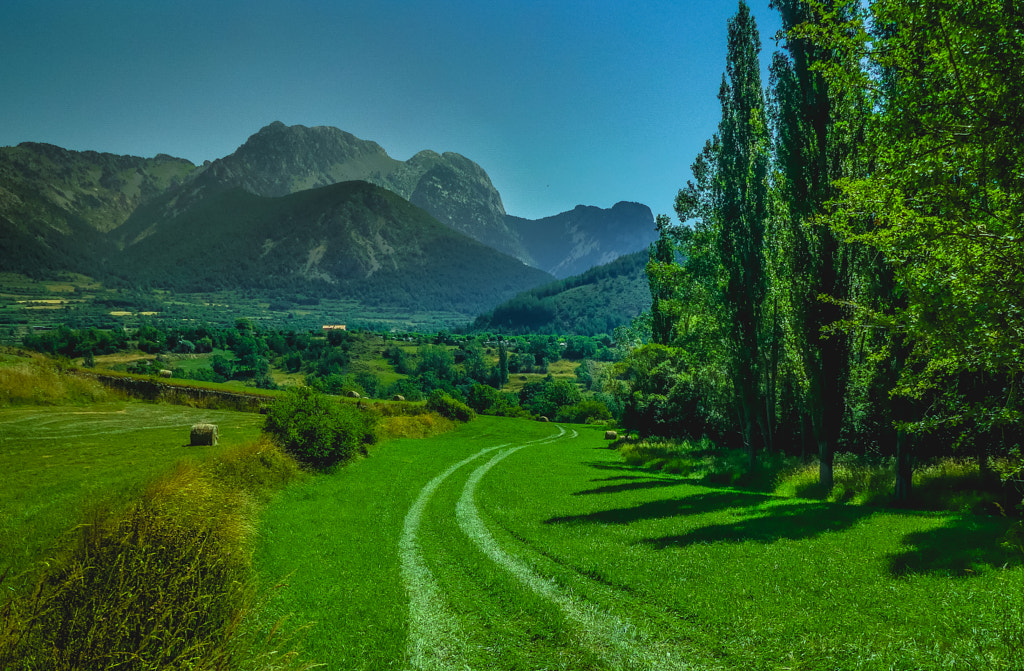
[322,325,346,331]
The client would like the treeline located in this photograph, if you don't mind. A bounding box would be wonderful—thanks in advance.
[21,322,618,424]
[618,0,1023,500]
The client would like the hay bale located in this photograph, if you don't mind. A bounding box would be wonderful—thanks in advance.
[190,423,218,446]
[605,430,618,440]
[392,394,406,402]
[158,369,172,378]
[346,390,361,399]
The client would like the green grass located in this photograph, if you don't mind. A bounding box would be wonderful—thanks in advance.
[0,401,264,582]
[254,418,1024,670]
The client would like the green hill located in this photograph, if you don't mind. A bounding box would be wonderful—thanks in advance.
[474,250,650,335]
[113,180,554,317]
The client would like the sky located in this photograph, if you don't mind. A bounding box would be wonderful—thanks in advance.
[0,0,782,221]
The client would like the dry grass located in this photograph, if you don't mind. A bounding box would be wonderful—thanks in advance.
[0,438,310,671]
[0,351,109,406]
[379,412,456,440]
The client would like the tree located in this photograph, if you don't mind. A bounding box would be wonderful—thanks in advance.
[649,214,681,346]
[677,0,771,466]
[808,0,1024,486]
[497,339,509,387]
[768,0,866,490]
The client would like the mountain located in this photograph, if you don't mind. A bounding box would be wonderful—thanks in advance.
[113,180,553,315]
[473,250,651,335]
[0,143,195,275]
[506,201,657,279]
[115,122,531,261]
[1,123,657,323]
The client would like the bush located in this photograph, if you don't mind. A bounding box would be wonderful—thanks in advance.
[426,389,476,422]
[556,399,612,424]
[262,387,377,468]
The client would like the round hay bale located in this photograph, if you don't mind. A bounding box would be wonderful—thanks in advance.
[346,390,361,398]
[605,430,618,440]
[190,423,218,446]
[392,394,406,402]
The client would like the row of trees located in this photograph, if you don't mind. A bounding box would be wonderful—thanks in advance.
[622,0,1023,498]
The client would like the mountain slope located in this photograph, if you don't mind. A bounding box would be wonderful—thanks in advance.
[474,250,651,335]
[115,122,531,261]
[0,143,195,274]
[114,180,553,316]
[506,202,656,278]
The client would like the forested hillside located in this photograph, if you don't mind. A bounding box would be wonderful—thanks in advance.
[474,251,649,335]
[618,0,1024,503]
[111,181,553,316]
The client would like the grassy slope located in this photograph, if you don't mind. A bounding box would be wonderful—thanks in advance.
[255,417,1024,670]
[0,402,263,581]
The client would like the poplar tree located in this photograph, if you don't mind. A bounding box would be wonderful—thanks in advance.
[678,1,771,465]
[768,0,864,490]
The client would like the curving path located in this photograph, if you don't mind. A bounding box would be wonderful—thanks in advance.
[399,425,700,671]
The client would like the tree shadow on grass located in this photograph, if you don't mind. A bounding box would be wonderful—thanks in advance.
[640,501,873,549]
[572,479,690,496]
[887,516,1022,577]
[545,490,774,526]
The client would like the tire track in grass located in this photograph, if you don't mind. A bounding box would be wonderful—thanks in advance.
[455,432,702,671]
[399,427,565,670]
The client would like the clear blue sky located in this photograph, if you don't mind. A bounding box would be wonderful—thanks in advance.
[0,0,782,221]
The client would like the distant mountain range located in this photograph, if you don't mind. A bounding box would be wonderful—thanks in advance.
[0,122,657,318]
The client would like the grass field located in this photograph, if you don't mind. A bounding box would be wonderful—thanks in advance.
[254,417,1024,670]
[0,401,264,583]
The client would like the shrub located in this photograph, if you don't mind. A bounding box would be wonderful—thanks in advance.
[556,399,612,424]
[262,387,377,469]
[426,389,476,422]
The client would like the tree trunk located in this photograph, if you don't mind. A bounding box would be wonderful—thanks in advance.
[819,438,834,492]
[894,427,913,502]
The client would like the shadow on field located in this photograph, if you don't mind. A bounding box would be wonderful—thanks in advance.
[639,501,873,548]
[545,490,775,526]
[573,479,689,496]
[887,516,1021,577]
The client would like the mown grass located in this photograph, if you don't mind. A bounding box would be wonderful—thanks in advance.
[481,430,1024,670]
[255,418,1024,670]
[252,417,561,669]
[0,401,264,584]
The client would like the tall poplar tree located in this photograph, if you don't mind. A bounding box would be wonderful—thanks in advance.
[768,0,865,490]
[678,1,771,465]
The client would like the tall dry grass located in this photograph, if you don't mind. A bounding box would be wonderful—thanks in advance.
[0,351,109,407]
[0,439,311,671]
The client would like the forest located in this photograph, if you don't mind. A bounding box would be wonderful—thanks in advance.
[618,0,1024,502]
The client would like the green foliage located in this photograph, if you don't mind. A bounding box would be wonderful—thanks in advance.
[611,343,728,439]
[466,383,523,418]
[554,399,611,424]
[262,387,377,468]
[426,389,476,423]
